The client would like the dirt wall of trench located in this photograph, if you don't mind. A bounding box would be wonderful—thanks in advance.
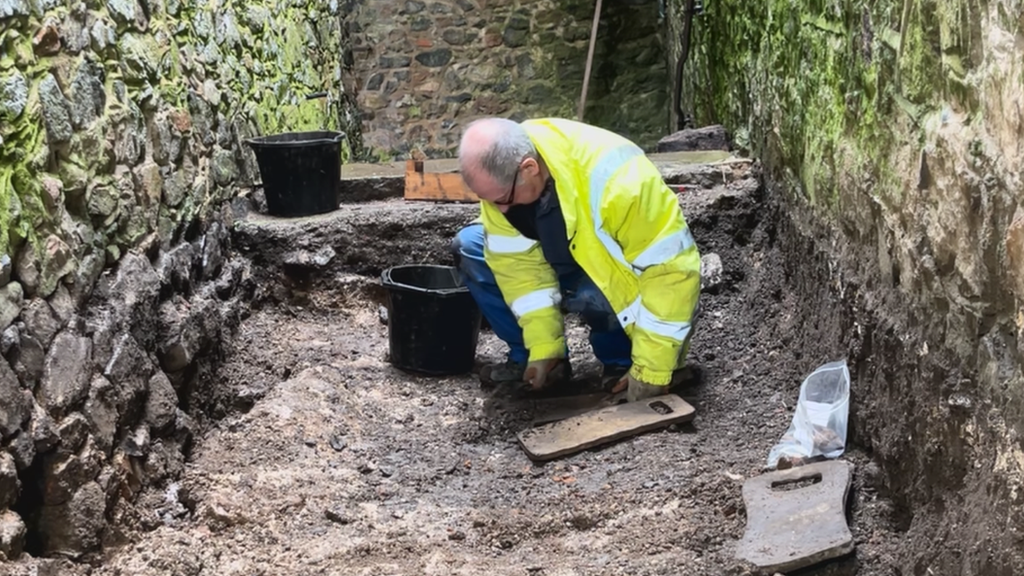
[667,0,1024,572]
[770,189,1024,574]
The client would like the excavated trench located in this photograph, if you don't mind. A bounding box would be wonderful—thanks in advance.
[3,160,1016,575]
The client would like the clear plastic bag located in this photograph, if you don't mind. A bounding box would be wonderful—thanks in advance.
[767,360,851,469]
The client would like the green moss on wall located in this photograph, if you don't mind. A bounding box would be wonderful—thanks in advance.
[669,0,977,212]
[1,73,48,258]
[670,4,1024,571]
[0,0,360,269]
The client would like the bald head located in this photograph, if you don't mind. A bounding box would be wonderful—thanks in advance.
[458,117,537,195]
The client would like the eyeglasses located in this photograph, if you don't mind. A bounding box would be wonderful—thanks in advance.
[493,166,518,206]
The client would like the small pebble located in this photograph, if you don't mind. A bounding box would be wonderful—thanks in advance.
[304,438,316,447]
[325,508,351,525]
[329,435,347,451]
[948,392,973,410]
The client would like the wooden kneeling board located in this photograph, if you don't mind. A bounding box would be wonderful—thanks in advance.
[735,460,855,572]
[517,394,695,461]
[403,159,479,203]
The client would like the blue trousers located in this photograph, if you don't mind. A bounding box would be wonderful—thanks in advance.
[451,223,632,367]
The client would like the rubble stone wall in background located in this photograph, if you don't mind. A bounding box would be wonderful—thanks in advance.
[342,0,670,160]
[0,0,350,560]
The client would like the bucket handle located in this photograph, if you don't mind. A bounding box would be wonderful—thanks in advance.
[243,132,347,149]
[381,268,469,296]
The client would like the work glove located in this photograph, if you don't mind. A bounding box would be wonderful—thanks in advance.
[612,373,669,402]
[523,357,569,391]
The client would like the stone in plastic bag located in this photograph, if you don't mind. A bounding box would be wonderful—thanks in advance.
[767,360,850,469]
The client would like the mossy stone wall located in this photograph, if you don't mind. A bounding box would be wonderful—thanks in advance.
[667,0,1024,570]
[0,0,356,559]
[1,0,357,265]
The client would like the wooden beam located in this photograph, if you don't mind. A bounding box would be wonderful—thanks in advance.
[403,159,480,203]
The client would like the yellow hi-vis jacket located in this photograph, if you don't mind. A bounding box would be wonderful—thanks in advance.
[478,118,701,386]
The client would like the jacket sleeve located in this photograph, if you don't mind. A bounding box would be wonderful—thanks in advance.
[479,202,566,361]
[600,158,701,386]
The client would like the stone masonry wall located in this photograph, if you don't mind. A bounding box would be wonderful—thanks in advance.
[343,0,670,160]
[668,0,1024,571]
[0,0,353,561]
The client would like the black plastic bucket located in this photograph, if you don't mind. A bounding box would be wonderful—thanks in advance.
[244,131,345,218]
[381,264,481,375]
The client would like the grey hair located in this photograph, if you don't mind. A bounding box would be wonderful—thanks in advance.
[462,118,537,187]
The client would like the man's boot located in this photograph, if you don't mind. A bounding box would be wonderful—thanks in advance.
[479,358,527,387]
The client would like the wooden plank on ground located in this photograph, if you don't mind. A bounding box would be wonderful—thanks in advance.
[517,394,695,461]
[403,159,479,203]
[734,460,855,572]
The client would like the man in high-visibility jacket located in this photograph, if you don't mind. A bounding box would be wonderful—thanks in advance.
[450,116,701,402]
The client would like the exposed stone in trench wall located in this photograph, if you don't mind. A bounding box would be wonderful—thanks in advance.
[0,207,254,560]
[0,0,347,560]
[343,0,670,160]
[668,0,1024,570]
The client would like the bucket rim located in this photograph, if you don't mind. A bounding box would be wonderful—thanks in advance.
[244,130,347,148]
[381,264,469,296]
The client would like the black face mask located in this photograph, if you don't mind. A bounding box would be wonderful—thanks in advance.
[500,177,556,241]
[503,202,539,240]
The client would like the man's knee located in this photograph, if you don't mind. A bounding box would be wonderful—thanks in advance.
[451,223,484,260]
[449,231,463,259]
[451,223,495,283]
[568,281,615,314]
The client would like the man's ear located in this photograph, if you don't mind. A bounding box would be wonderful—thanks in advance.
[522,157,540,178]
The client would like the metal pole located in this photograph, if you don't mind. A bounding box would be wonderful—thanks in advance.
[577,0,603,122]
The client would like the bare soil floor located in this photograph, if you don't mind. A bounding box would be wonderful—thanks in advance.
[3,185,906,576]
